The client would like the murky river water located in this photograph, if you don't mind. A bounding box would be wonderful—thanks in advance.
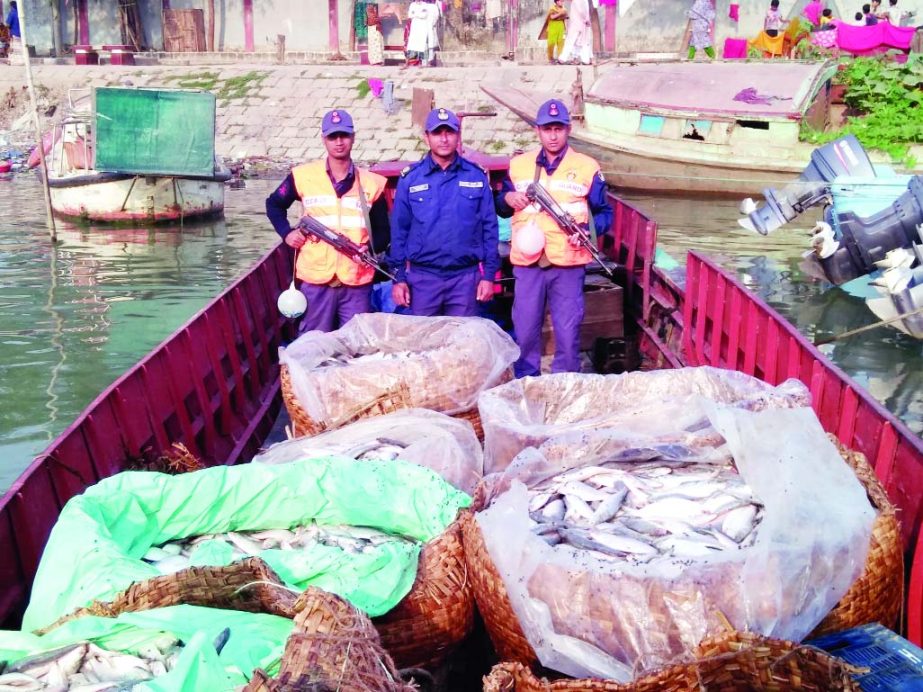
[0,176,920,491]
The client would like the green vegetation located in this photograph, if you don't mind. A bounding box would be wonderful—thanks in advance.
[355,79,371,99]
[163,70,269,103]
[487,140,506,153]
[801,55,923,167]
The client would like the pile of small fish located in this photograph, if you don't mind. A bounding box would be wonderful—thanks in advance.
[341,436,408,462]
[0,640,182,691]
[316,351,411,369]
[142,523,416,575]
[527,452,763,564]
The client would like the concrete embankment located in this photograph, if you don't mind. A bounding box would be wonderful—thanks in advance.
[0,63,589,171]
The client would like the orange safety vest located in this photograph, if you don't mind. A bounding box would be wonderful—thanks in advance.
[291,161,387,286]
[507,147,599,267]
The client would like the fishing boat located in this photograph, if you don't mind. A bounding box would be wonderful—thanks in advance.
[42,87,231,224]
[4,157,923,663]
[484,60,923,196]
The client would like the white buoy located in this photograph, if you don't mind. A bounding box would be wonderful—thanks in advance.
[277,282,307,318]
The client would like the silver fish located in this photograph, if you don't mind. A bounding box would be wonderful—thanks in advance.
[589,484,628,525]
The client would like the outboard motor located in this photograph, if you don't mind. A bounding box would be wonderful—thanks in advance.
[819,176,923,285]
[740,135,876,236]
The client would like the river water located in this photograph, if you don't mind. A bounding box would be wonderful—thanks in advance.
[1,176,921,491]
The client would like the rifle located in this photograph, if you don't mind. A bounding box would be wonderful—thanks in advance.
[295,214,396,281]
[525,182,615,277]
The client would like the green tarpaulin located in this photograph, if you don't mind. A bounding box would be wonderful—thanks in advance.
[94,87,216,177]
[23,456,471,632]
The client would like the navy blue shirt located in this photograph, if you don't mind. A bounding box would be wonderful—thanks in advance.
[495,145,613,236]
[390,153,500,283]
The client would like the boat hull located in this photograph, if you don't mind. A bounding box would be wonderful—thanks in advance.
[569,134,804,196]
[48,172,228,223]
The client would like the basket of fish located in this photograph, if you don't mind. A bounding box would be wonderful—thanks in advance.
[464,375,878,682]
[477,367,812,474]
[244,587,417,692]
[22,456,473,672]
[254,408,484,495]
[279,313,519,439]
[482,630,861,691]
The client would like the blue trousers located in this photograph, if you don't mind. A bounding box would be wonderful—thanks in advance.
[512,264,585,377]
[298,282,371,333]
[407,267,480,317]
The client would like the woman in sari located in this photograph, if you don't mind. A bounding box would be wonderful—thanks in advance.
[559,0,593,65]
[367,3,385,65]
[686,0,716,59]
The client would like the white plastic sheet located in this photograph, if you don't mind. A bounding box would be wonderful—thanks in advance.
[478,367,812,474]
[280,313,519,426]
[253,408,483,494]
[476,401,876,681]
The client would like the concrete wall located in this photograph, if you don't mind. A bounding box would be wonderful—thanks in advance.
[16,0,923,56]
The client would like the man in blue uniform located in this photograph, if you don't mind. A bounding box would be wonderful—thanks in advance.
[390,107,500,317]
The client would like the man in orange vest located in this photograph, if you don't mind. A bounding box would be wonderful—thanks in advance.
[266,109,390,333]
[496,99,613,376]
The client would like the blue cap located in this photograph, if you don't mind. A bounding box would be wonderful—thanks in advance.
[535,99,570,126]
[321,109,355,137]
[424,107,460,133]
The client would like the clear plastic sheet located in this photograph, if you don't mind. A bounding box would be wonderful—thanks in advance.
[280,313,519,425]
[478,367,812,474]
[475,402,875,681]
[254,408,483,494]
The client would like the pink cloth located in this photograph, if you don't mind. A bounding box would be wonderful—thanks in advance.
[811,26,838,49]
[802,0,824,25]
[599,0,617,6]
[723,37,748,58]
[831,19,915,54]
[728,3,739,21]
[368,78,384,98]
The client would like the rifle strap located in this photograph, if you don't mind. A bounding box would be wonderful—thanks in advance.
[355,170,379,258]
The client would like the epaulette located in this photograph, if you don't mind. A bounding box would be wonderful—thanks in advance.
[400,159,425,177]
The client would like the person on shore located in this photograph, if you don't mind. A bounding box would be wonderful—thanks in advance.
[686,0,716,59]
[540,0,568,64]
[820,8,834,26]
[265,110,390,333]
[6,2,18,40]
[495,99,613,377]
[558,0,593,65]
[366,3,385,65]
[764,0,789,37]
[389,107,499,317]
[405,0,440,67]
[863,3,879,24]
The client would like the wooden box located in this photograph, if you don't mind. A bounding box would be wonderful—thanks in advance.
[163,9,206,52]
[542,282,623,356]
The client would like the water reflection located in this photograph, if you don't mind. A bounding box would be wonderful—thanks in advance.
[0,176,278,488]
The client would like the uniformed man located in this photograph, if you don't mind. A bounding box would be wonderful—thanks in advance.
[265,109,390,333]
[389,107,500,317]
[496,98,613,377]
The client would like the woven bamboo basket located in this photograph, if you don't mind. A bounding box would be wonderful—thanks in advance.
[37,558,296,635]
[462,440,903,672]
[280,363,506,440]
[811,437,903,636]
[41,520,473,672]
[482,630,861,691]
[242,587,416,692]
[372,516,474,670]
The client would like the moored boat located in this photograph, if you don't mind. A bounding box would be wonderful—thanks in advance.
[43,87,230,224]
[484,61,923,196]
[3,157,923,665]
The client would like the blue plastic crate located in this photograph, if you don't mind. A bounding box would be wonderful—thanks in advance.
[807,623,923,691]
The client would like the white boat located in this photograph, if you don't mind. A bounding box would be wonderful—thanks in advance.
[484,61,923,196]
[44,87,230,224]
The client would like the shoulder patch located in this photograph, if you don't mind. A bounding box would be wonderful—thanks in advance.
[400,165,412,177]
[597,170,605,183]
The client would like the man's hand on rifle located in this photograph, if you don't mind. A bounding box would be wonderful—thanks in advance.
[284,229,306,249]
[504,191,530,211]
[567,234,584,248]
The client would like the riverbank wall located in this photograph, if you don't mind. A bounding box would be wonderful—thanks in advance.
[0,63,585,173]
